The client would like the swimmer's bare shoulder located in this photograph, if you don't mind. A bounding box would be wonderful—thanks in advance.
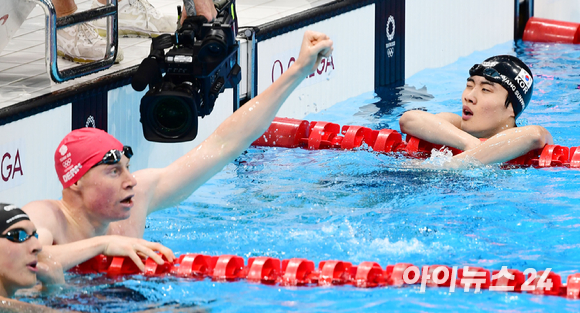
[22,200,67,245]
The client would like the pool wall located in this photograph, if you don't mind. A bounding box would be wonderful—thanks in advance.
[535,0,580,23]
[405,0,513,78]
[0,0,573,206]
[256,4,377,119]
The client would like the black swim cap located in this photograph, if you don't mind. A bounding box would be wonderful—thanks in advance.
[0,203,30,234]
[469,55,534,119]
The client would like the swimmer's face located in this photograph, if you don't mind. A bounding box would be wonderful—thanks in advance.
[0,220,41,297]
[75,155,136,222]
[461,75,515,138]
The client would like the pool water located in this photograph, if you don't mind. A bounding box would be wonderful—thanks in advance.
[23,41,580,312]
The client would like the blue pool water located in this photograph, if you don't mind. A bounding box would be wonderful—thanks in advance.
[25,41,580,312]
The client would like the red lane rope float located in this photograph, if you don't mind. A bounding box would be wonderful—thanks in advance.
[252,117,580,169]
[523,17,580,44]
[69,254,580,300]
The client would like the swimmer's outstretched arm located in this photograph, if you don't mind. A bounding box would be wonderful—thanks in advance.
[135,31,334,213]
[452,125,553,165]
[38,235,174,272]
[399,110,481,151]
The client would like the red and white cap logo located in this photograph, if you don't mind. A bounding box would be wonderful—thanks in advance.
[54,128,123,189]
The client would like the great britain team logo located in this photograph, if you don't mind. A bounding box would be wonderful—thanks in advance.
[59,144,68,156]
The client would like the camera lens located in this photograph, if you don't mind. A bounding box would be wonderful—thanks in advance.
[208,43,223,53]
[151,97,193,135]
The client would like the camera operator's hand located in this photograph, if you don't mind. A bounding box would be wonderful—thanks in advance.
[180,0,218,25]
[294,31,334,76]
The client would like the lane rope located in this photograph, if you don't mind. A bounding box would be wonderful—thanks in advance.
[251,117,580,168]
[68,117,580,299]
[70,253,580,299]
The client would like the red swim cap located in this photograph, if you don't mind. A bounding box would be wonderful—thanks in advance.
[54,128,123,189]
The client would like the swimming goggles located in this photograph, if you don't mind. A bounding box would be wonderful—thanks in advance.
[469,64,502,82]
[0,228,38,243]
[94,146,134,167]
[469,64,512,108]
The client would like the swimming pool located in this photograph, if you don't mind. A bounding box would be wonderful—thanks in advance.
[21,40,580,312]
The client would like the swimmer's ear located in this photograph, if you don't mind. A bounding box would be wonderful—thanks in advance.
[504,97,516,119]
[503,101,516,126]
[69,179,82,191]
[506,102,516,119]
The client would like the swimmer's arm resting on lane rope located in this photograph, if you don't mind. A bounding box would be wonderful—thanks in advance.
[37,236,174,271]
[136,31,334,214]
[399,110,553,165]
[399,110,481,151]
[452,125,553,165]
[22,201,175,286]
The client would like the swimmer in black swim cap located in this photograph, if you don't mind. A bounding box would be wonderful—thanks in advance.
[399,55,553,165]
[0,204,78,311]
[468,55,534,120]
[0,204,41,297]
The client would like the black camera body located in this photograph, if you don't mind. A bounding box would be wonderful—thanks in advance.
[132,0,241,143]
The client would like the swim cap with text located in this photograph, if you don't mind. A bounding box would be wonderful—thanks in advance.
[0,203,30,234]
[469,55,534,119]
[54,128,124,189]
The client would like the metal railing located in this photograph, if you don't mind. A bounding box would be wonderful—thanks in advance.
[29,0,119,83]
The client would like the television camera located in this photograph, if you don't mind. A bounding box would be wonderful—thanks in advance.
[132,0,241,142]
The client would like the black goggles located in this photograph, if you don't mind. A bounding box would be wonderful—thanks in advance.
[0,228,38,243]
[94,146,133,167]
[469,64,502,82]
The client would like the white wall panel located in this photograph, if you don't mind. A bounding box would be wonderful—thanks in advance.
[0,104,71,206]
[535,0,580,23]
[257,5,375,119]
[405,0,514,79]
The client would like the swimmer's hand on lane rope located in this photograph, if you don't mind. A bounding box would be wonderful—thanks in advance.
[35,236,175,288]
[294,30,334,76]
[102,236,176,272]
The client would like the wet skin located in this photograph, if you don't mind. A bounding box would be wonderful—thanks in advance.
[0,220,42,297]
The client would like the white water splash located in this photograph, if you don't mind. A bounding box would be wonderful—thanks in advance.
[367,237,454,257]
[420,147,486,170]
[423,147,455,167]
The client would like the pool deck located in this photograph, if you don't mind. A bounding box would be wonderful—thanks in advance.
[0,0,333,110]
